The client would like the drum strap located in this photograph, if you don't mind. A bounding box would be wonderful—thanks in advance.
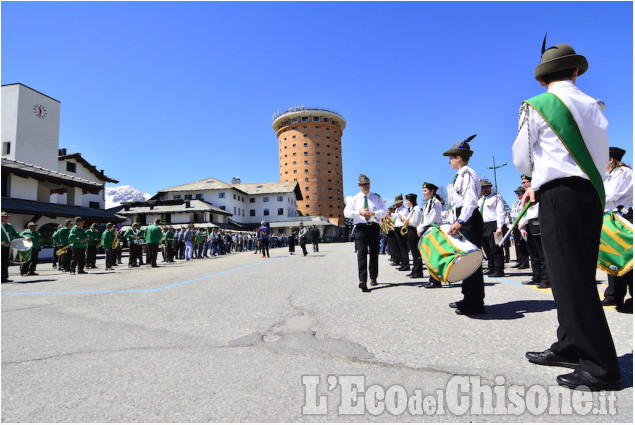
[524,92,606,210]
[1,224,10,241]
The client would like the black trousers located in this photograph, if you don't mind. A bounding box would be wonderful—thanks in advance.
[260,239,270,257]
[2,246,10,281]
[60,249,71,271]
[104,249,114,268]
[482,221,504,273]
[70,247,85,273]
[512,227,529,265]
[603,209,633,305]
[394,227,410,269]
[20,248,40,275]
[129,244,142,266]
[387,230,399,263]
[288,237,295,253]
[406,226,423,274]
[354,222,380,284]
[540,177,620,380]
[299,238,308,256]
[456,208,485,307]
[86,246,97,268]
[526,219,549,284]
[147,243,159,267]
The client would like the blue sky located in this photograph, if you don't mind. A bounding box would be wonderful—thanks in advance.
[2,1,632,207]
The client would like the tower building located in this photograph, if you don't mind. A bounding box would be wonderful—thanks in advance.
[272,106,346,225]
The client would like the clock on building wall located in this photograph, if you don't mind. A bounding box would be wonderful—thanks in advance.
[33,104,47,119]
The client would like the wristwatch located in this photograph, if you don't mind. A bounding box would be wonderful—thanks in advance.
[455,219,464,225]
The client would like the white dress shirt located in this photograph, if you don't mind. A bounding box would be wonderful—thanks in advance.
[400,205,422,229]
[478,193,505,228]
[519,203,539,229]
[450,165,481,222]
[344,191,387,225]
[512,80,609,191]
[510,199,523,220]
[417,197,442,233]
[392,204,407,227]
[604,166,633,212]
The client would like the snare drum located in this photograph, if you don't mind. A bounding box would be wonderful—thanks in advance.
[10,238,33,264]
[597,211,633,276]
[418,224,483,283]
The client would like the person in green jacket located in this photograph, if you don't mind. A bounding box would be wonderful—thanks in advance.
[2,211,22,283]
[19,222,42,276]
[163,226,175,263]
[145,218,163,268]
[51,224,63,269]
[101,223,115,270]
[68,217,88,275]
[85,223,101,269]
[55,219,74,272]
[124,223,143,267]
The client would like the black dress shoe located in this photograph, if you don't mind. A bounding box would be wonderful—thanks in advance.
[522,279,539,285]
[537,282,551,288]
[525,349,577,368]
[2,279,13,283]
[425,281,442,288]
[27,272,39,276]
[517,264,529,269]
[405,272,413,277]
[409,274,424,278]
[390,262,400,267]
[600,298,618,306]
[455,305,485,315]
[397,267,410,271]
[370,279,378,286]
[358,283,371,292]
[449,301,462,309]
[556,369,623,391]
[488,271,505,277]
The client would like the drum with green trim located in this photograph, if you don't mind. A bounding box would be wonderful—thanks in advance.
[418,224,483,283]
[597,211,633,276]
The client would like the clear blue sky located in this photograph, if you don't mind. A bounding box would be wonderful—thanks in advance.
[2,1,632,207]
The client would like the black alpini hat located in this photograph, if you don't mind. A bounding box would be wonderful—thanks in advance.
[609,147,626,162]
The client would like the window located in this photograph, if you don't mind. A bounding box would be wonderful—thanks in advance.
[250,209,256,216]
[234,207,236,214]
[277,196,283,202]
[263,197,269,202]
[313,117,320,122]
[291,118,298,124]
[303,126,308,129]
[303,134,308,138]
[324,118,329,123]
[233,194,236,200]
[304,152,308,156]
[315,135,320,139]
[195,194,202,200]
[220,206,226,210]
[292,136,296,139]
[301,116,308,122]
[89,201,100,209]
[66,162,76,173]
[293,161,297,164]
[278,208,284,215]
[303,143,308,147]
[305,195,310,199]
[250,198,255,203]
[317,187,322,191]
[306,205,310,208]
[317,196,322,200]
[292,144,296,147]
[219,192,226,198]
[293,170,297,174]
[264,209,270,216]
[293,153,297,156]
[305,178,309,182]
[317,178,321,181]
[304,160,309,164]
[2,142,10,155]
[174,195,182,200]
[305,186,310,190]
[185,194,193,200]
[315,126,319,129]
[304,169,309,173]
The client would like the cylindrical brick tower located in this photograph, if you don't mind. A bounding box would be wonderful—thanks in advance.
[272,106,346,225]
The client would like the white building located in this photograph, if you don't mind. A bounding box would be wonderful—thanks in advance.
[1,83,122,254]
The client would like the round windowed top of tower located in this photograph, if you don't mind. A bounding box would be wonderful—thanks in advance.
[272,106,346,136]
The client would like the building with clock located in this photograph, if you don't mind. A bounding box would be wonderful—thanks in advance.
[1,83,122,256]
[272,106,346,226]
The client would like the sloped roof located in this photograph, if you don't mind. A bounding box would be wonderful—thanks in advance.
[234,181,303,200]
[1,158,103,193]
[116,199,232,216]
[158,177,243,193]
[58,152,118,183]
[1,197,124,223]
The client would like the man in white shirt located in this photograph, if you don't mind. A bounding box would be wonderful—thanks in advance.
[478,179,506,277]
[509,186,529,269]
[512,39,621,391]
[343,174,386,292]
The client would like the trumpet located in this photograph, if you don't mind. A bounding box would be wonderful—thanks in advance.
[56,244,70,256]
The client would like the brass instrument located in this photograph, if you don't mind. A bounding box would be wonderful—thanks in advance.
[56,244,70,256]
[96,243,102,249]
[400,216,411,235]
[380,215,395,233]
[112,231,119,249]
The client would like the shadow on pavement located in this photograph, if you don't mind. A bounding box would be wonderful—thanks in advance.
[8,278,58,284]
[472,299,557,320]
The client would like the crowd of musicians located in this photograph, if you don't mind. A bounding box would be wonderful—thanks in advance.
[1,216,324,279]
[344,38,631,392]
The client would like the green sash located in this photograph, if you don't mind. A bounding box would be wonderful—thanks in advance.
[525,92,606,210]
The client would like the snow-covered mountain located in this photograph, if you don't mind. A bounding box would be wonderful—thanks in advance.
[105,185,151,209]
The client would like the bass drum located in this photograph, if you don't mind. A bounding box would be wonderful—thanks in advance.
[418,224,483,283]
[597,211,633,276]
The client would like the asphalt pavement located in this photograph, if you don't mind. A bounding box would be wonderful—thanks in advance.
[1,244,632,422]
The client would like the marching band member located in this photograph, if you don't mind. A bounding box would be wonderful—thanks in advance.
[85,223,101,269]
[512,38,621,390]
[124,223,143,267]
[68,217,89,275]
[518,175,550,288]
[510,186,529,269]
[417,182,443,288]
[403,193,423,278]
[392,195,409,270]
[478,179,506,277]
[101,223,115,270]
[601,146,633,313]
[19,222,42,276]
[344,174,386,293]
[384,205,398,265]
[443,135,486,315]
[2,211,22,283]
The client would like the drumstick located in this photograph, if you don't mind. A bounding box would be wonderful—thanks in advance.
[498,202,533,247]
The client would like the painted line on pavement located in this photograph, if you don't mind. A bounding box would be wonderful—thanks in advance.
[1,257,283,296]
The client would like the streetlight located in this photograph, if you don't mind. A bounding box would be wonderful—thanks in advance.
[487,156,510,194]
